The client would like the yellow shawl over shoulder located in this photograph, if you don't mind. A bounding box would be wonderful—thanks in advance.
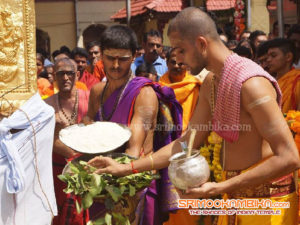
[159,71,201,131]
[278,68,300,113]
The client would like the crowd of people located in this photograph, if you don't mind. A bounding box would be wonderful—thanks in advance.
[35,6,300,225]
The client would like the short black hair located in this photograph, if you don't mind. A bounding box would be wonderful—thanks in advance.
[287,24,300,39]
[249,30,266,43]
[36,53,45,64]
[233,46,252,59]
[237,39,255,58]
[227,40,238,48]
[86,41,101,51]
[71,47,89,59]
[100,25,138,55]
[60,45,71,56]
[52,50,60,60]
[165,48,176,62]
[135,63,157,76]
[257,41,271,58]
[267,38,296,63]
[143,29,163,43]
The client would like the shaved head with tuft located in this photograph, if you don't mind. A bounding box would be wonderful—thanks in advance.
[168,7,219,42]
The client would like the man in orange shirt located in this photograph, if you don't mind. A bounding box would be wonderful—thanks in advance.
[71,47,99,89]
[266,38,300,112]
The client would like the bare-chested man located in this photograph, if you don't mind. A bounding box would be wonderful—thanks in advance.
[89,8,300,225]
[45,58,89,225]
[82,26,159,159]
[83,25,182,224]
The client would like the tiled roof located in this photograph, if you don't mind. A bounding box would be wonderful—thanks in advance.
[206,0,236,10]
[111,0,184,19]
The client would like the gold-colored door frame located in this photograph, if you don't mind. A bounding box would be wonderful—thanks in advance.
[0,0,37,117]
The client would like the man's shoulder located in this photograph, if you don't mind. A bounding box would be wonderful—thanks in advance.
[136,85,158,106]
[90,82,105,94]
[241,77,278,106]
[44,93,57,107]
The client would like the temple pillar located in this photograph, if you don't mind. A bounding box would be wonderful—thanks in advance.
[250,0,270,33]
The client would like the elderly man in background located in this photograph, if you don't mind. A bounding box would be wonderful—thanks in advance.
[45,58,90,225]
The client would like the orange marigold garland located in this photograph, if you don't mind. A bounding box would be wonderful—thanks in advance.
[285,110,300,151]
[200,132,223,182]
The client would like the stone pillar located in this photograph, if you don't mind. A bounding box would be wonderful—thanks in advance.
[250,0,270,33]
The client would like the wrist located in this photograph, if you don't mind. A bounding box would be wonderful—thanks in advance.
[123,163,133,176]
[215,181,228,195]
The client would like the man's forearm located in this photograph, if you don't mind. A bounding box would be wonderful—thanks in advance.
[130,139,182,173]
[53,139,77,159]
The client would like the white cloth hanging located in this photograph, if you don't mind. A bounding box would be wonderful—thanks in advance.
[0,93,57,225]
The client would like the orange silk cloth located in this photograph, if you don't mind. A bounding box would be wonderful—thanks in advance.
[93,60,106,81]
[160,71,201,131]
[41,81,88,99]
[277,68,300,113]
[37,77,53,96]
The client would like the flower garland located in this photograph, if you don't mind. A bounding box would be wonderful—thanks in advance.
[234,0,246,40]
[200,132,223,182]
[285,110,300,151]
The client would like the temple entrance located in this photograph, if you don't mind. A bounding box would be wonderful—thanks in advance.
[36,28,50,58]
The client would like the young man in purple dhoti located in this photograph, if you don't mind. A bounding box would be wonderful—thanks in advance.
[83,25,183,225]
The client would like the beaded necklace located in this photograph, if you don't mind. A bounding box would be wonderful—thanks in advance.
[57,90,78,126]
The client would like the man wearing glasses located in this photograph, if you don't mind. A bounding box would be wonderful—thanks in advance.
[131,29,168,80]
[45,58,90,225]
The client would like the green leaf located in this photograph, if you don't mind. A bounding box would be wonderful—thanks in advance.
[58,174,67,182]
[63,187,74,194]
[69,162,80,173]
[105,186,121,202]
[91,217,106,225]
[82,192,93,209]
[105,213,112,225]
[92,174,101,187]
[75,200,82,214]
[119,185,126,195]
[79,160,88,166]
[104,198,114,210]
[129,184,136,197]
[89,186,99,197]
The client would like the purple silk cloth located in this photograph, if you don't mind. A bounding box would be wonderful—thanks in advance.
[93,77,183,225]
